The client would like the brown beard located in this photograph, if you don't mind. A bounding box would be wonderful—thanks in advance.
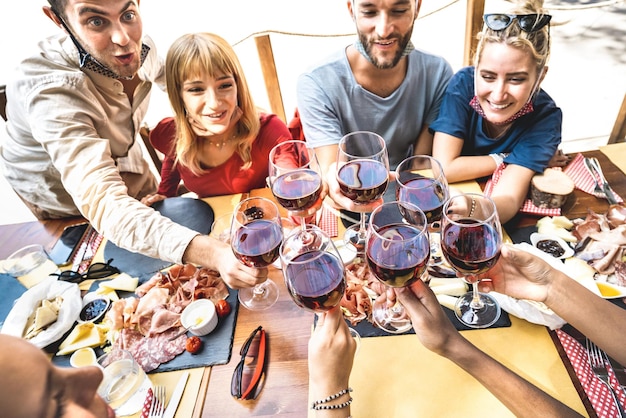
[359,28,413,69]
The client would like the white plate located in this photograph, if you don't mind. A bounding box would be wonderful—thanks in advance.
[0,277,82,348]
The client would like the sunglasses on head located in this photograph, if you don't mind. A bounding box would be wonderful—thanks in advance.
[231,325,267,400]
[51,258,121,284]
[483,13,552,33]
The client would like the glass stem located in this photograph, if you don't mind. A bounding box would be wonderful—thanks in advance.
[252,283,266,298]
[470,279,483,309]
[358,213,367,239]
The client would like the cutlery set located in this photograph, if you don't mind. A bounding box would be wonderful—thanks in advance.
[145,372,189,418]
[583,157,619,204]
[586,338,626,417]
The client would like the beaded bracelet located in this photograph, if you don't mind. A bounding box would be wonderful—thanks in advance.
[468,197,476,217]
[311,387,353,410]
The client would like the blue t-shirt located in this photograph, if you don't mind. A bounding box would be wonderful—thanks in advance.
[430,66,562,173]
[297,47,453,169]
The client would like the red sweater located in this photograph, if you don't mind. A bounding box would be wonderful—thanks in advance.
[150,114,291,197]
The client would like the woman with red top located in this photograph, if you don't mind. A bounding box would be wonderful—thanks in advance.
[142,32,291,203]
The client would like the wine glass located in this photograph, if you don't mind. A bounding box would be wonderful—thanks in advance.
[366,200,430,334]
[231,197,283,310]
[336,131,389,253]
[280,224,361,345]
[396,155,449,266]
[268,140,323,233]
[440,193,503,328]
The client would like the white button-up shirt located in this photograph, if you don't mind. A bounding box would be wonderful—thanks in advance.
[0,34,198,264]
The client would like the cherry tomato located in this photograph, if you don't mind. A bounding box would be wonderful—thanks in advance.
[215,299,231,318]
[185,336,203,354]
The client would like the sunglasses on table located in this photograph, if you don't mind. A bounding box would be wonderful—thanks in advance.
[483,13,552,33]
[51,258,121,283]
[231,325,268,400]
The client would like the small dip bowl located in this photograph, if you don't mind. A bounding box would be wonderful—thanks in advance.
[181,299,218,336]
[78,292,111,323]
[530,233,574,260]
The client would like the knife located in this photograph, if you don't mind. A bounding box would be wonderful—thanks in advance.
[163,372,189,418]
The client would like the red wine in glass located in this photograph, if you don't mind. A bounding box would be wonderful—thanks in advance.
[232,219,283,268]
[440,193,503,329]
[337,159,389,204]
[284,250,346,312]
[396,176,446,222]
[366,223,429,288]
[440,220,501,275]
[271,169,322,212]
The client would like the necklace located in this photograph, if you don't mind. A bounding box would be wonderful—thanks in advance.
[204,134,235,149]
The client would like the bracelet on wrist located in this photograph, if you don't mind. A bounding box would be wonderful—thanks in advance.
[311,387,353,410]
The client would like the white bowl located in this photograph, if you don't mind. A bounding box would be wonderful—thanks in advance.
[78,292,111,323]
[181,299,218,336]
[529,233,574,260]
[2,244,49,276]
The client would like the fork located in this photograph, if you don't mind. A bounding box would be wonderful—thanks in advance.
[587,157,619,204]
[586,338,625,417]
[583,157,603,195]
[148,385,166,418]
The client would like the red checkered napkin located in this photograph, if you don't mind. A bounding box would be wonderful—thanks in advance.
[484,163,562,216]
[563,153,624,203]
[557,329,626,418]
[318,203,338,238]
[140,387,153,418]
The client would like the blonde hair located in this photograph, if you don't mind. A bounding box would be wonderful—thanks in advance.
[165,32,260,174]
[474,0,551,74]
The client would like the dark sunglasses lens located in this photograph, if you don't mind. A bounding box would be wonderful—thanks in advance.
[517,14,552,32]
[239,330,263,399]
[57,270,83,283]
[230,361,244,398]
[485,14,511,31]
[86,262,119,279]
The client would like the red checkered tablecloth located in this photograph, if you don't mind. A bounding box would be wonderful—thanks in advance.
[557,329,626,418]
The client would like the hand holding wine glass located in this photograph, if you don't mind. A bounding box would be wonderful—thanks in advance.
[396,155,449,266]
[336,131,389,253]
[280,225,361,344]
[440,193,503,328]
[231,197,283,310]
[366,201,430,334]
[268,140,323,231]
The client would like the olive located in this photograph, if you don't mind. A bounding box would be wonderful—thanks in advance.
[536,239,565,258]
[79,298,109,322]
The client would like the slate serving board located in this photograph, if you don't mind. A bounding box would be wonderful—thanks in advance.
[52,196,238,372]
[0,273,28,329]
[50,282,239,372]
[104,197,215,283]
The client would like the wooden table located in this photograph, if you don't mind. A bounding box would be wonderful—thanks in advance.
[1,149,624,418]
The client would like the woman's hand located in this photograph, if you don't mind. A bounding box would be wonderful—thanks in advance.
[476,244,554,303]
[308,306,356,396]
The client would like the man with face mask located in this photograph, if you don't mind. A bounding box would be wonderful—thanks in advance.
[296,0,453,211]
[0,0,268,290]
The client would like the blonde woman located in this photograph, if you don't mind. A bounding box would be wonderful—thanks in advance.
[432,0,565,223]
[143,32,291,203]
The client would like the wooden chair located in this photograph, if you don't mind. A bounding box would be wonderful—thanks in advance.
[139,124,163,174]
[608,93,626,144]
[254,34,286,123]
[464,0,486,66]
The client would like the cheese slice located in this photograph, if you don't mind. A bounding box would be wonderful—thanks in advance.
[95,286,119,302]
[57,322,108,356]
[98,273,139,292]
